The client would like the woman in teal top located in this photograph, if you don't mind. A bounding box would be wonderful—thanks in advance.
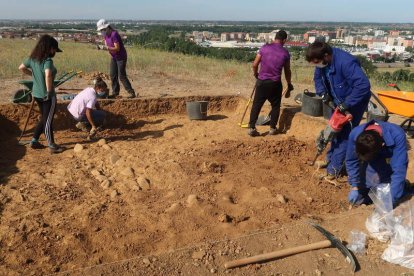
[18,34,64,153]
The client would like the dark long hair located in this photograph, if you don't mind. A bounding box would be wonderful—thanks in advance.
[29,34,57,62]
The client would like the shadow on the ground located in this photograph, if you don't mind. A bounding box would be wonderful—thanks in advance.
[104,124,184,142]
[278,106,301,133]
[207,114,228,121]
[0,114,26,185]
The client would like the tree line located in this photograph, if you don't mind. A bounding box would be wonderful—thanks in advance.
[129,28,257,62]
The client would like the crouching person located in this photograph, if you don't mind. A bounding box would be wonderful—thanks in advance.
[67,77,108,137]
[346,120,410,208]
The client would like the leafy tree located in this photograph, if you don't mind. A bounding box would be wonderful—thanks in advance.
[356,55,377,77]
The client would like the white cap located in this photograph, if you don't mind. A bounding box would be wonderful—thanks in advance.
[97,19,110,31]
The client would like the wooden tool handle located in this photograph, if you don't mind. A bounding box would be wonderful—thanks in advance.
[224,240,332,269]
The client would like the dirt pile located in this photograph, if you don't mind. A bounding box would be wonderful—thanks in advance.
[78,71,110,81]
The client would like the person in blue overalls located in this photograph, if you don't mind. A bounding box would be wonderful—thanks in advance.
[346,120,410,207]
[306,41,371,179]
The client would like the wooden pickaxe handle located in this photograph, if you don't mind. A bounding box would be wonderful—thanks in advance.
[224,240,331,269]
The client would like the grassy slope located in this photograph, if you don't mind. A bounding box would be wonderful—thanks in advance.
[0,38,410,92]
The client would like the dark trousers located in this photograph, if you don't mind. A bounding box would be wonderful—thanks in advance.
[33,95,57,146]
[110,58,135,96]
[248,79,283,129]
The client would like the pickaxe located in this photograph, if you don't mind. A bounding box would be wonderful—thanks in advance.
[224,222,358,272]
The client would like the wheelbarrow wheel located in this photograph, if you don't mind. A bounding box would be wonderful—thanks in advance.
[12,89,32,103]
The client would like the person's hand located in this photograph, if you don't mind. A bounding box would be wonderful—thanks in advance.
[284,83,294,98]
[321,92,332,104]
[338,102,348,113]
[253,72,258,79]
[89,126,97,137]
[43,91,53,101]
[348,189,364,205]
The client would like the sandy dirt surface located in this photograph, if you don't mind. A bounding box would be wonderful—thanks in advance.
[1,85,414,275]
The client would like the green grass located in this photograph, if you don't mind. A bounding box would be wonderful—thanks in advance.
[0,38,411,92]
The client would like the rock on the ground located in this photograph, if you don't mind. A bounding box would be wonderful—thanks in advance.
[121,167,135,178]
[102,144,111,151]
[276,194,288,204]
[165,203,180,213]
[110,154,121,165]
[187,194,199,206]
[110,190,118,199]
[97,139,107,146]
[100,180,111,189]
[91,170,101,177]
[192,250,205,260]
[137,176,150,190]
[73,144,84,153]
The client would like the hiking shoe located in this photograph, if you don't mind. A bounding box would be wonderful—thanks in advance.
[269,128,278,135]
[248,128,260,137]
[126,92,136,99]
[107,94,120,99]
[76,122,89,132]
[49,144,65,154]
[30,141,45,149]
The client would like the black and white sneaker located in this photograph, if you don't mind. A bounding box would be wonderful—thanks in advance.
[248,128,260,137]
[49,144,65,154]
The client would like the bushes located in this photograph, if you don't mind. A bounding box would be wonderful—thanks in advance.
[129,30,256,62]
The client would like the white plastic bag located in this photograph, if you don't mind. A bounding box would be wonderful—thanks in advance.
[365,184,414,269]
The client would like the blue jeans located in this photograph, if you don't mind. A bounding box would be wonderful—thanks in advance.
[78,109,106,127]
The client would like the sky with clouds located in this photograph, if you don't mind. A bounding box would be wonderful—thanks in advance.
[0,0,413,23]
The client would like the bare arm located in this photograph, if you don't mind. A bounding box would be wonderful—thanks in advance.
[284,59,292,84]
[45,69,53,93]
[85,108,96,129]
[107,42,120,53]
[19,63,32,76]
[252,54,261,79]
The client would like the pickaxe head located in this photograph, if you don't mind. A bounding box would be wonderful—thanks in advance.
[309,222,358,272]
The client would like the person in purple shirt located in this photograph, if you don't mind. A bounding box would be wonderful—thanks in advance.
[97,19,136,99]
[248,30,294,136]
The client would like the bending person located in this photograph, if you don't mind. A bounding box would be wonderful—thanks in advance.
[346,120,410,207]
[18,34,64,154]
[67,77,108,138]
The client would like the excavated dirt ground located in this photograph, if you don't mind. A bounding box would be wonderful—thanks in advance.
[0,95,414,275]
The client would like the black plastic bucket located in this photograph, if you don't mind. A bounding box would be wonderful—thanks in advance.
[186,101,208,120]
[367,110,389,122]
[301,90,323,117]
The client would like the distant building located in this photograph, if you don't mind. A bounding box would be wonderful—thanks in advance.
[388,30,400,37]
[384,45,405,54]
[221,33,230,42]
[344,35,356,45]
[374,30,385,37]
[403,39,414,48]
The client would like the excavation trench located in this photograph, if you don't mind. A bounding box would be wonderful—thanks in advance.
[0,96,350,274]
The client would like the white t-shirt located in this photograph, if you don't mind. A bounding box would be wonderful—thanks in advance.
[67,87,97,120]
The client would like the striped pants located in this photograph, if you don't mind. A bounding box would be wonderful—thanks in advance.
[33,95,56,146]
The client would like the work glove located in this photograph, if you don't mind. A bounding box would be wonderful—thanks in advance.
[348,189,365,205]
[284,83,294,98]
[337,102,348,113]
[321,93,332,104]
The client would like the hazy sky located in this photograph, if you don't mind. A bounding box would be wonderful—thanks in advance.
[0,0,413,23]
